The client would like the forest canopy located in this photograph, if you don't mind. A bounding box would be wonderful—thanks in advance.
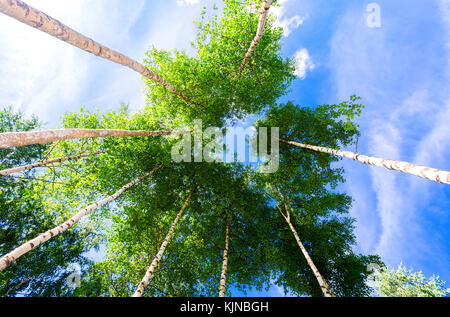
[1,0,448,298]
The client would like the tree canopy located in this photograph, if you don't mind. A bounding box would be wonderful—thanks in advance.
[2,0,448,298]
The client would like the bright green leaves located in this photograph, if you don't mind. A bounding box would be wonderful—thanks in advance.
[0,107,91,297]
[252,100,382,296]
[143,0,294,128]
[337,95,364,132]
[376,264,450,297]
[0,0,384,298]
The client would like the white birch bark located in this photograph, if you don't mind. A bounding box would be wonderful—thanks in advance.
[238,0,272,74]
[0,167,160,271]
[0,129,179,149]
[285,219,335,297]
[0,0,191,104]
[133,185,197,297]
[0,151,105,176]
[269,184,335,297]
[279,139,450,185]
[218,213,231,297]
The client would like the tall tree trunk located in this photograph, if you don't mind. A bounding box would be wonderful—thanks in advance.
[133,184,198,297]
[0,129,180,149]
[284,218,335,297]
[219,213,231,297]
[279,139,450,185]
[0,150,105,176]
[269,184,335,297]
[238,0,272,74]
[0,0,191,104]
[0,167,160,271]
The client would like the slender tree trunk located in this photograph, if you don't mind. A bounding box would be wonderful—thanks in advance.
[284,218,335,297]
[218,213,231,297]
[238,0,272,74]
[0,129,181,149]
[0,0,191,104]
[0,151,105,176]
[2,275,31,297]
[279,139,450,185]
[269,184,334,297]
[133,184,198,297]
[0,167,160,272]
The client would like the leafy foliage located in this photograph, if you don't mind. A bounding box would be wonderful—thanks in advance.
[142,0,294,128]
[376,264,450,297]
[253,101,382,296]
[0,1,409,298]
[0,107,91,297]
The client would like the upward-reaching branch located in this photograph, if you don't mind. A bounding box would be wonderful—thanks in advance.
[133,184,198,297]
[0,166,161,272]
[279,139,450,185]
[268,183,288,220]
[0,0,191,104]
[238,0,272,75]
[0,150,105,176]
[0,129,183,149]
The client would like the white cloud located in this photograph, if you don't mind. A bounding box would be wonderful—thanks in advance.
[328,2,450,277]
[0,0,201,127]
[271,0,305,37]
[0,0,88,125]
[293,48,315,79]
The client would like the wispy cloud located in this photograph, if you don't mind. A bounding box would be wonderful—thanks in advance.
[271,0,305,37]
[0,0,88,125]
[293,48,315,79]
[328,1,450,278]
[0,0,200,127]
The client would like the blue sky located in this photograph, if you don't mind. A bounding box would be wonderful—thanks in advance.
[1,0,450,296]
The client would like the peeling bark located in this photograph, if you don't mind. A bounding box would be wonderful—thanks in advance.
[0,0,191,104]
[218,213,231,297]
[0,151,105,176]
[238,0,272,74]
[0,129,180,149]
[0,167,160,272]
[279,139,450,185]
[133,184,198,297]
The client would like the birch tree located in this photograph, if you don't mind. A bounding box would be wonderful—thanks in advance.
[75,164,273,297]
[255,101,382,296]
[143,0,294,128]
[0,150,105,176]
[0,107,90,296]
[133,184,198,297]
[239,0,273,74]
[0,167,160,271]
[268,184,334,297]
[279,139,450,185]
[0,0,191,104]
[0,0,403,298]
[376,264,450,297]
[219,213,231,297]
[0,128,179,149]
